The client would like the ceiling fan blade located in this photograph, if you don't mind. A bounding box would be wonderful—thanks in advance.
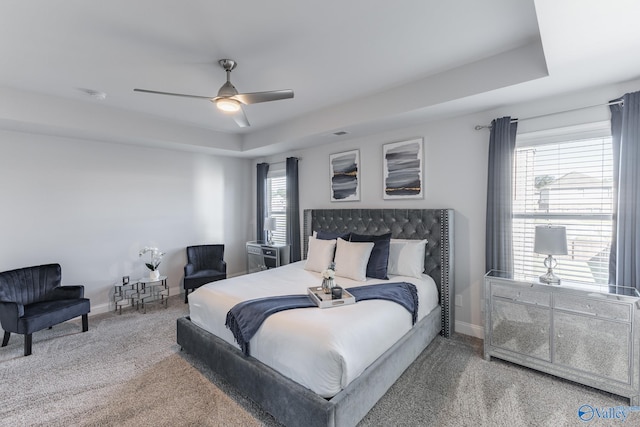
[234,90,294,105]
[133,88,214,100]
[135,60,293,128]
[232,107,250,128]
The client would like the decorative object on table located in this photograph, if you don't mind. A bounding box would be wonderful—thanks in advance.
[329,149,360,202]
[321,262,336,294]
[383,138,423,199]
[307,286,355,308]
[331,286,343,300]
[139,246,165,280]
[264,216,277,245]
[534,225,568,285]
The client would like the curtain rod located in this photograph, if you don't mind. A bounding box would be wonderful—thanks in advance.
[267,157,302,166]
[474,99,623,130]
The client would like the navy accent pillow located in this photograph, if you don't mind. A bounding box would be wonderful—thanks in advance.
[317,230,351,241]
[350,232,391,279]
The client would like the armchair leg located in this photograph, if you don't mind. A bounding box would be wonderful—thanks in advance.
[2,331,9,347]
[24,334,32,356]
[184,289,189,304]
[82,314,88,332]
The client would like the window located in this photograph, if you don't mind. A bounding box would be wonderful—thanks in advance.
[512,124,613,285]
[266,171,287,245]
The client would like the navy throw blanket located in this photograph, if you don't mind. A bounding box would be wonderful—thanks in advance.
[225,282,418,356]
[347,282,419,325]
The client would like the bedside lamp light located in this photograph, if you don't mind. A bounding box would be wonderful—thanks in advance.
[534,225,568,285]
[264,217,277,245]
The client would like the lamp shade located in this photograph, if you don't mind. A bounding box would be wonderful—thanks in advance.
[263,217,277,232]
[534,225,568,255]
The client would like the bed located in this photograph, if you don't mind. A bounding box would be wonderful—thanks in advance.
[177,208,454,427]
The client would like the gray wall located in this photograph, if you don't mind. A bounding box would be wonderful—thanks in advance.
[3,75,639,336]
[0,129,252,315]
[257,77,640,337]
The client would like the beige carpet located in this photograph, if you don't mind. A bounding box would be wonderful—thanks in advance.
[0,296,632,426]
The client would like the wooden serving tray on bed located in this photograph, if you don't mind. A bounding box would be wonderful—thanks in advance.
[307,286,355,308]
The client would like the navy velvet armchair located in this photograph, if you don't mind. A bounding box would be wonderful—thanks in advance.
[0,263,90,356]
[184,245,227,303]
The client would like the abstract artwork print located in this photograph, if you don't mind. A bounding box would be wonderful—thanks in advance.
[330,149,360,201]
[383,138,423,199]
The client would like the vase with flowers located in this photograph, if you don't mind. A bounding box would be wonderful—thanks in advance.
[139,246,165,279]
[321,262,336,294]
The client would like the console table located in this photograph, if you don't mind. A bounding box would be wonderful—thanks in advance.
[484,270,640,404]
[113,276,169,314]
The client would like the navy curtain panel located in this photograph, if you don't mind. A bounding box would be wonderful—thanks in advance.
[609,91,640,292]
[286,157,301,262]
[485,116,518,274]
[256,163,269,242]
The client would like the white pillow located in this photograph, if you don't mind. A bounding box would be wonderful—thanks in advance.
[333,238,374,282]
[304,236,337,273]
[388,239,426,279]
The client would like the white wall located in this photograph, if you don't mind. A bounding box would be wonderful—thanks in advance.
[258,77,640,338]
[0,130,252,316]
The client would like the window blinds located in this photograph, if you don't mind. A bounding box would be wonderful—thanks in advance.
[512,136,613,285]
[267,173,287,245]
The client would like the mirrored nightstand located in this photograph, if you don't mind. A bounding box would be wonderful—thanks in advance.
[484,270,640,404]
[246,241,290,274]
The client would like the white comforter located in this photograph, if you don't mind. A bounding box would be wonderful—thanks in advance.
[188,261,439,398]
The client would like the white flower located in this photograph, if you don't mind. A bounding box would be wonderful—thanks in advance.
[139,247,165,271]
[322,268,335,279]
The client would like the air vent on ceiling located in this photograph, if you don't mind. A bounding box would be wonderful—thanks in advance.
[78,88,107,100]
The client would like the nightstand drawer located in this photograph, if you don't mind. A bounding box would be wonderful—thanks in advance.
[491,283,550,307]
[247,245,262,255]
[262,248,277,257]
[555,293,631,322]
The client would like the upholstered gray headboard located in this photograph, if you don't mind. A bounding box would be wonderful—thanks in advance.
[302,209,454,337]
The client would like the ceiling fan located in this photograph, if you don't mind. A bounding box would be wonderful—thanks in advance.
[134,59,294,128]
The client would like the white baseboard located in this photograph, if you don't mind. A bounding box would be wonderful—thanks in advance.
[454,320,484,339]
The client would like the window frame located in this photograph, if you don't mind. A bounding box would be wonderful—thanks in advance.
[512,121,614,286]
[266,169,287,246]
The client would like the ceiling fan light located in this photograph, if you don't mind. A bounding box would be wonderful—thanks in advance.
[216,98,240,112]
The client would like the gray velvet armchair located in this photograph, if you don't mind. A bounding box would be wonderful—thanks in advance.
[184,245,226,303]
[0,263,90,356]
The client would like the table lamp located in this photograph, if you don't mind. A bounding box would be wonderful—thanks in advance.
[264,217,277,245]
[534,225,568,285]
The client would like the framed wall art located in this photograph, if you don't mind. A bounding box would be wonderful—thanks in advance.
[382,138,423,199]
[329,149,360,202]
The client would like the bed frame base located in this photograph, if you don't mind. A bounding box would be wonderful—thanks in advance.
[177,305,442,427]
[178,208,453,426]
